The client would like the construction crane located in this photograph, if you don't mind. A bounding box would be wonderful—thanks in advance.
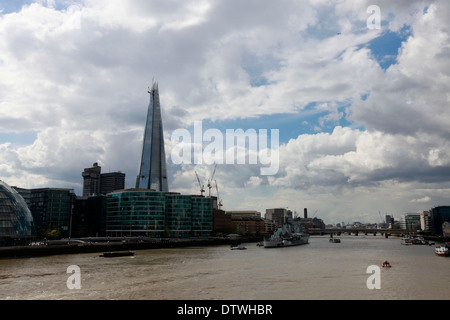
[215,180,223,209]
[378,210,383,221]
[207,164,217,197]
[195,171,205,196]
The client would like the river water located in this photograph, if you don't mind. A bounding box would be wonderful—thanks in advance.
[0,235,449,300]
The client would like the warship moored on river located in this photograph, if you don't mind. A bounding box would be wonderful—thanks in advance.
[264,224,309,248]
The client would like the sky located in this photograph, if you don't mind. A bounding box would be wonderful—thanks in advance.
[1,0,449,224]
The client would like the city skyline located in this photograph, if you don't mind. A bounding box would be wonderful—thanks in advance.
[0,1,450,224]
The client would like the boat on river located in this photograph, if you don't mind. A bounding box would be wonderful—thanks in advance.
[329,238,341,243]
[100,251,135,257]
[264,224,309,248]
[400,237,413,245]
[401,236,432,245]
[435,243,449,257]
[230,244,247,250]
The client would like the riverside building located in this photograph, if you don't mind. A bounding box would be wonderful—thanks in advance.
[0,180,35,246]
[430,206,450,236]
[105,189,213,238]
[13,186,75,239]
[29,188,75,238]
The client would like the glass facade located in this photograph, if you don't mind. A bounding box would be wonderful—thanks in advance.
[0,180,35,245]
[106,189,213,238]
[191,196,213,237]
[431,206,450,235]
[72,195,107,237]
[29,188,74,238]
[165,193,192,238]
[106,189,166,237]
[136,82,169,192]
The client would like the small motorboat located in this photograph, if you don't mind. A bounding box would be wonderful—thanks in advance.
[435,244,449,257]
[400,237,412,245]
[329,238,341,243]
[230,244,247,250]
[382,261,391,268]
[100,251,135,257]
[256,242,264,247]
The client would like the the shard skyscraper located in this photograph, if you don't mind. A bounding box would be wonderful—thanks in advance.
[136,82,169,192]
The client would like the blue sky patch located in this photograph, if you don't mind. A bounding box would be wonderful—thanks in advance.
[367,26,412,70]
[0,0,74,14]
[194,100,354,144]
[0,131,37,147]
[0,0,32,14]
[241,52,281,88]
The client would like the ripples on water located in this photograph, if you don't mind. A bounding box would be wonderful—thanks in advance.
[0,236,449,300]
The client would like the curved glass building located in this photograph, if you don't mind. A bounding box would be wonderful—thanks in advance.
[0,180,35,245]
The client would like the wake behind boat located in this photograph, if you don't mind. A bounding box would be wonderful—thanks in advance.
[264,224,309,248]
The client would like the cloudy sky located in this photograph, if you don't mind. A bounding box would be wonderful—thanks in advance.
[1,0,449,224]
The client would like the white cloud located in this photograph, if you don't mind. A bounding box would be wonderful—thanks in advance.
[0,0,448,223]
[349,1,450,138]
[271,126,450,190]
[411,196,431,203]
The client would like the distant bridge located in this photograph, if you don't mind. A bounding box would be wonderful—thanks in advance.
[309,228,405,237]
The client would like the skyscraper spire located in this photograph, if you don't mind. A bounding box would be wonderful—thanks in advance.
[136,81,169,192]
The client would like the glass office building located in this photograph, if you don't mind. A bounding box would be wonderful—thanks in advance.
[136,82,169,192]
[106,189,213,238]
[431,206,450,235]
[28,188,74,238]
[191,196,213,237]
[165,193,193,238]
[0,180,35,245]
[106,189,166,237]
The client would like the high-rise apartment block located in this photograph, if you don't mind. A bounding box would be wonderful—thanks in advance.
[82,162,125,196]
[82,162,101,196]
[100,172,126,195]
